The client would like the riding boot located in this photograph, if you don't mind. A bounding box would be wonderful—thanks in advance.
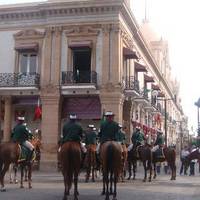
[81,152,86,169]
[96,153,101,170]
[27,150,34,162]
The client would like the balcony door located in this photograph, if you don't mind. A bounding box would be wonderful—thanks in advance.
[72,47,91,83]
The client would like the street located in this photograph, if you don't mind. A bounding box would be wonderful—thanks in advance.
[1,165,200,200]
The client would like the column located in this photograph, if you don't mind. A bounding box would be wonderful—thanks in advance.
[3,96,12,142]
[40,96,61,170]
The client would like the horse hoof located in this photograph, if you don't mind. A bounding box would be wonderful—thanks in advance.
[127,177,130,180]
[15,180,18,184]
[1,187,6,192]
[148,179,151,182]
[29,185,32,189]
[143,179,146,182]
[20,185,24,189]
[101,191,105,195]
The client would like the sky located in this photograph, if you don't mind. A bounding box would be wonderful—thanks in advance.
[0,0,199,132]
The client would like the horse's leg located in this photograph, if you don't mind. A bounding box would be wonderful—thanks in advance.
[169,162,176,180]
[62,172,68,200]
[25,165,28,182]
[27,163,32,189]
[101,172,106,195]
[143,161,147,182]
[109,172,113,195]
[147,160,152,182]
[85,165,90,182]
[127,161,131,180]
[20,164,24,188]
[105,172,110,200]
[9,164,13,184]
[74,173,79,200]
[133,161,137,180]
[0,162,10,192]
[113,175,117,200]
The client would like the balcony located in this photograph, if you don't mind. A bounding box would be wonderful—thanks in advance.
[62,71,97,86]
[61,71,98,95]
[0,73,40,88]
[122,76,140,95]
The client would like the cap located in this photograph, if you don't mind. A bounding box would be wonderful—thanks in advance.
[119,124,122,128]
[93,127,96,131]
[136,126,141,130]
[105,111,114,116]
[17,116,25,121]
[88,124,94,128]
[69,114,77,119]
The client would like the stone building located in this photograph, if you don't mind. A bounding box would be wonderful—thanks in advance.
[0,0,184,169]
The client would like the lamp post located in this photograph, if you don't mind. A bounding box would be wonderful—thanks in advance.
[195,98,200,146]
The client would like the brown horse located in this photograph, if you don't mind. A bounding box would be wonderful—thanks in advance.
[0,142,35,191]
[152,146,176,180]
[120,144,127,182]
[85,144,96,182]
[127,144,152,182]
[59,141,81,200]
[100,141,122,200]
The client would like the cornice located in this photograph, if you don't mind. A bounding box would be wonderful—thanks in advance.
[0,2,121,22]
[14,29,45,40]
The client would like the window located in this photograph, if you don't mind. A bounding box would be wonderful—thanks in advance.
[19,52,38,73]
[72,47,91,83]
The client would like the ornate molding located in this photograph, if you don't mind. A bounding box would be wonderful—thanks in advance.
[14,29,45,40]
[64,25,100,36]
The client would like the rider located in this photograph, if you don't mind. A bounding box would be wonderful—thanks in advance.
[116,124,126,145]
[131,126,145,148]
[97,111,119,153]
[153,128,165,158]
[85,124,97,147]
[61,113,86,165]
[11,116,34,162]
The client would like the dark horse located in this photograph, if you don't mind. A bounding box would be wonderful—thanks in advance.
[152,146,176,180]
[127,144,152,182]
[0,142,34,191]
[85,144,96,182]
[59,141,81,200]
[100,141,122,200]
[184,148,200,171]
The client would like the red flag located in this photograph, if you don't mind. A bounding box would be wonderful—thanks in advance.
[33,98,42,120]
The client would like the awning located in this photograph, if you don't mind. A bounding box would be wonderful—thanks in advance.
[62,96,101,119]
[135,62,147,72]
[157,92,165,97]
[68,41,92,48]
[13,96,39,105]
[144,74,154,83]
[15,43,39,52]
[123,47,138,59]
[151,84,160,90]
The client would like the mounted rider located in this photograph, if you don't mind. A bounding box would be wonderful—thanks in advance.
[85,124,97,147]
[61,113,86,152]
[97,111,119,153]
[11,116,34,162]
[152,128,165,158]
[116,124,126,145]
[131,126,145,148]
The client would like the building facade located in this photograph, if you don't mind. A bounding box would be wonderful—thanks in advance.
[0,0,185,168]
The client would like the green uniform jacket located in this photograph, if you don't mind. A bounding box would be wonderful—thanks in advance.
[85,131,97,145]
[62,121,83,143]
[154,134,164,145]
[12,124,32,144]
[99,120,119,143]
[131,130,145,145]
[116,130,126,144]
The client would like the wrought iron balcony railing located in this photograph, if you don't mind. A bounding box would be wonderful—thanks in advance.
[122,76,140,94]
[0,73,40,87]
[62,71,97,86]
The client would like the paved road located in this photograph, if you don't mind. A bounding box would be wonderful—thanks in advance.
[1,168,200,200]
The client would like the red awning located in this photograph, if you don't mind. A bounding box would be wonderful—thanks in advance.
[152,84,160,90]
[123,47,138,59]
[68,41,92,48]
[144,74,154,83]
[62,96,101,119]
[135,62,147,72]
[15,43,39,52]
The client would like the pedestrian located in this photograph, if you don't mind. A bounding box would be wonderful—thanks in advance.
[180,145,190,175]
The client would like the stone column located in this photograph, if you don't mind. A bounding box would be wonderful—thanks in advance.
[40,95,60,170]
[3,96,12,142]
[100,91,124,124]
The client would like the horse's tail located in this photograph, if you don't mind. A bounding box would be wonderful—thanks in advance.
[107,144,113,171]
[0,145,3,172]
[66,148,74,190]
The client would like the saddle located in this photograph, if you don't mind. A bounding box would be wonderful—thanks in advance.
[17,144,35,163]
[155,147,165,159]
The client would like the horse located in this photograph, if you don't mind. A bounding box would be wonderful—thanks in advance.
[152,146,176,180]
[59,141,81,200]
[85,144,96,182]
[127,144,152,182]
[100,141,122,200]
[0,142,35,191]
[9,137,41,183]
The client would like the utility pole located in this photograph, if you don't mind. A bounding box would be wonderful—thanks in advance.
[164,99,167,146]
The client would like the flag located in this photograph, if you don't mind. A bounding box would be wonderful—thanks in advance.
[100,109,105,125]
[33,98,42,121]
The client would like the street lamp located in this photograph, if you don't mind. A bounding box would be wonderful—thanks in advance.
[195,98,200,146]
